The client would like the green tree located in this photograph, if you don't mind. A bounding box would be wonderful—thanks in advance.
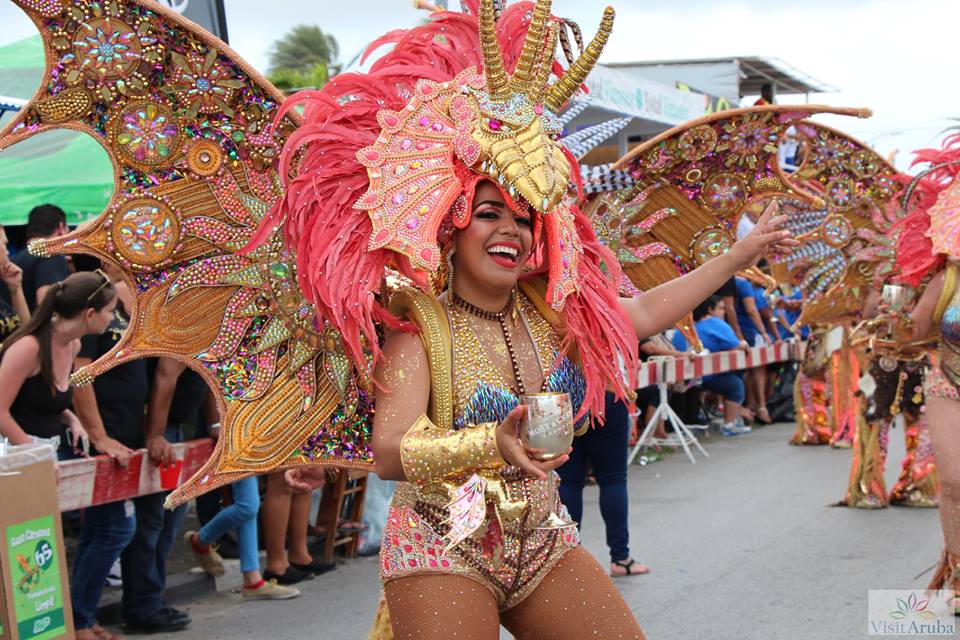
[268,25,339,76]
[269,63,329,92]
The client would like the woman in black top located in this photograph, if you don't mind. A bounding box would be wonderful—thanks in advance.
[0,271,117,453]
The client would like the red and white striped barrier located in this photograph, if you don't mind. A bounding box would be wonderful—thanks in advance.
[658,341,800,384]
[57,439,213,512]
[54,342,805,511]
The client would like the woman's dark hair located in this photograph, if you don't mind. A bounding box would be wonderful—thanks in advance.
[0,271,116,391]
[693,295,722,322]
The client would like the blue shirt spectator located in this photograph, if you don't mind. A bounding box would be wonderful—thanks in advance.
[778,288,810,340]
[673,316,742,353]
[733,277,767,345]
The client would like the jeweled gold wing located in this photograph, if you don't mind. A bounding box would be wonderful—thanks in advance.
[1,0,374,506]
[760,122,900,325]
[605,105,869,285]
[590,105,868,344]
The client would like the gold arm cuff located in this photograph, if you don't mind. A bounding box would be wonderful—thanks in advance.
[400,414,505,483]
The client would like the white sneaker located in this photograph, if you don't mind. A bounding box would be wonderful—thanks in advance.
[243,579,301,600]
[105,559,122,587]
[720,423,743,436]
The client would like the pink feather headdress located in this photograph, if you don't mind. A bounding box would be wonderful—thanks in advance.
[894,132,960,286]
[255,0,638,419]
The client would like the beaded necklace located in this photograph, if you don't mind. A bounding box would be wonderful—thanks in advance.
[450,290,545,395]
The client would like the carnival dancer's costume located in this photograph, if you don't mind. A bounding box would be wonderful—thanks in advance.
[889,403,939,507]
[893,133,960,612]
[790,327,832,445]
[843,299,934,508]
[0,0,885,624]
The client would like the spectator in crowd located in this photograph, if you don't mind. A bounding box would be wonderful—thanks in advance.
[557,335,665,577]
[120,358,206,633]
[673,296,753,436]
[638,334,689,441]
[16,204,70,311]
[754,83,775,106]
[0,223,30,338]
[190,392,239,558]
[776,284,809,340]
[754,282,781,343]
[184,395,301,601]
[70,262,148,640]
[733,276,773,424]
[262,471,335,584]
[0,271,115,455]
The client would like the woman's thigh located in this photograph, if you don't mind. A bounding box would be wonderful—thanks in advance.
[501,547,645,640]
[384,574,501,640]
[926,396,960,486]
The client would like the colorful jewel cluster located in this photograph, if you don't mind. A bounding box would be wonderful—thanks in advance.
[14,0,286,187]
[5,0,377,499]
[771,122,901,316]
[626,112,802,218]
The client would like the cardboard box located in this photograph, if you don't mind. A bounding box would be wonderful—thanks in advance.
[0,444,73,640]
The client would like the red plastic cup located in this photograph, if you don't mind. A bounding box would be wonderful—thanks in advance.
[158,459,183,490]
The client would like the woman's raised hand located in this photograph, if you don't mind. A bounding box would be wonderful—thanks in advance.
[729,201,800,269]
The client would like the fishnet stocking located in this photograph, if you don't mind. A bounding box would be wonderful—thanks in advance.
[384,548,644,639]
[385,575,501,640]
[502,547,645,640]
[926,397,960,554]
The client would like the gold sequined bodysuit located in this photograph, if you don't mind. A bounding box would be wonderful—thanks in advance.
[927,262,960,400]
[380,287,586,610]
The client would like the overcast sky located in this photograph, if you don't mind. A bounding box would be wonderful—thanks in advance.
[1,0,956,169]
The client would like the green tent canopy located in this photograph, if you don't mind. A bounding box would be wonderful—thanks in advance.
[0,36,114,224]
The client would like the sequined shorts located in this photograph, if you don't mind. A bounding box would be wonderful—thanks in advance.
[924,365,960,401]
[380,471,580,610]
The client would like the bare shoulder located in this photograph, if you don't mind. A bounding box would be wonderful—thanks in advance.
[5,335,40,358]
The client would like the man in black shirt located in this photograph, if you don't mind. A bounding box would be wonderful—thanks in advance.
[71,271,152,637]
[15,204,70,310]
[120,358,206,633]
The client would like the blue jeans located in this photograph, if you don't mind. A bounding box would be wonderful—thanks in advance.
[557,392,630,563]
[193,422,222,527]
[703,371,745,404]
[120,426,187,621]
[198,476,260,573]
[71,501,136,629]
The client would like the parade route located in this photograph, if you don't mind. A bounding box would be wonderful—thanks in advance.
[129,422,942,640]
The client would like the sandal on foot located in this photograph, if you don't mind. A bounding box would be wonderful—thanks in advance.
[610,558,650,577]
[337,520,368,535]
[755,407,773,424]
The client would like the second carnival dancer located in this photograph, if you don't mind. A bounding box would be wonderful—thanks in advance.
[843,288,938,509]
[285,0,796,637]
[890,132,960,614]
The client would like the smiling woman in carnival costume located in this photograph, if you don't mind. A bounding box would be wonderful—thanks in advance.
[280,1,795,636]
[892,133,960,615]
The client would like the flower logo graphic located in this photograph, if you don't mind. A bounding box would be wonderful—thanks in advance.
[888,592,937,621]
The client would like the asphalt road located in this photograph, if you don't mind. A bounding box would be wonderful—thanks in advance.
[128,422,945,639]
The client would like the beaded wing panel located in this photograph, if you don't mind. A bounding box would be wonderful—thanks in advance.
[1,0,375,505]
[591,105,869,342]
[761,122,900,325]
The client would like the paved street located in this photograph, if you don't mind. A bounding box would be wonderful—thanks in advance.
[130,423,944,639]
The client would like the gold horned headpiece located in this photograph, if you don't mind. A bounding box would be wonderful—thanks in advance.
[354,0,615,306]
[472,0,614,213]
